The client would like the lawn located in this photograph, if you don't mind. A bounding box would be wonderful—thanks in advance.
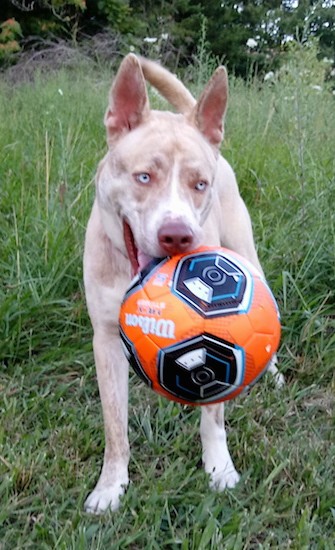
[0,46,334,549]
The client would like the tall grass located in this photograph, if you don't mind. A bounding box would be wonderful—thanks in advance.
[0,46,334,548]
[225,45,335,389]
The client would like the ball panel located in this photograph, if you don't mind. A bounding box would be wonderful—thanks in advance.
[120,284,176,347]
[157,333,246,404]
[130,332,161,389]
[247,277,279,329]
[206,313,254,347]
[172,248,254,318]
[136,257,177,303]
[242,352,257,389]
[120,277,208,351]
[119,327,153,388]
[243,332,276,386]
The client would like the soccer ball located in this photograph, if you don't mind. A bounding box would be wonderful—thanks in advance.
[119,246,281,405]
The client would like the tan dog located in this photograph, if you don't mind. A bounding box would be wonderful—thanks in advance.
[83,54,283,513]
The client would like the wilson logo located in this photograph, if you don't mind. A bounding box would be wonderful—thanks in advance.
[125,314,175,339]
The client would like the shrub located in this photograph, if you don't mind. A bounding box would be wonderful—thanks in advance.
[0,18,22,62]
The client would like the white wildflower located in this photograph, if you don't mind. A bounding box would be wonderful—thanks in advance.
[161,33,169,41]
[246,38,257,49]
[264,71,275,82]
[281,35,294,45]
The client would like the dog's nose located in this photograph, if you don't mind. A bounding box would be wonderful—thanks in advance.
[158,221,194,254]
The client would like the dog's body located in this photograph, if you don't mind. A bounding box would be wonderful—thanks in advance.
[83,54,282,513]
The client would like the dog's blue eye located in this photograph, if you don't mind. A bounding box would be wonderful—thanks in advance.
[135,173,151,185]
[195,181,207,192]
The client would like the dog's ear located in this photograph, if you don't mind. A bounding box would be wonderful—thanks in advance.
[191,66,228,148]
[104,54,150,146]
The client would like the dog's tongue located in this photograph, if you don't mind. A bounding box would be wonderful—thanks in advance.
[137,250,153,271]
[123,220,153,276]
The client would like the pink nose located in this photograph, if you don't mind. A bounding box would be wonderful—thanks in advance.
[158,221,194,254]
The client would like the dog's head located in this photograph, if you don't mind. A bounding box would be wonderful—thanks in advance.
[96,54,228,275]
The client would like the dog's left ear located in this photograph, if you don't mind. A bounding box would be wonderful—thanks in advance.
[191,66,228,148]
[104,54,150,146]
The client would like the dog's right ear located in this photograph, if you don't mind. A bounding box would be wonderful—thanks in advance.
[104,54,150,146]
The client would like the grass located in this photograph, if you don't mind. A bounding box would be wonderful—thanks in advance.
[0,46,334,549]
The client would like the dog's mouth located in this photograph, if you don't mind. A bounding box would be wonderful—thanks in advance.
[123,219,154,276]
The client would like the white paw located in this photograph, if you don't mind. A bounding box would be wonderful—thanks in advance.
[207,464,240,492]
[273,370,285,388]
[268,356,285,388]
[84,482,128,514]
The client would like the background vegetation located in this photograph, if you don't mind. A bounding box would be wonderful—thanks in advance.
[0,37,334,547]
[1,0,335,78]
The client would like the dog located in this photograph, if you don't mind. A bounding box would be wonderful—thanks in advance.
[83,54,283,514]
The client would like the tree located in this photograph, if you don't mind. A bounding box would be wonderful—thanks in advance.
[280,0,335,61]
[197,1,283,76]
[128,0,203,64]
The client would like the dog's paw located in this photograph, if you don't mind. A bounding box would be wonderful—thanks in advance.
[208,464,240,492]
[84,482,128,514]
[202,427,240,493]
[273,370,285,388]
[268,355,285,388]
[203,447,240,492]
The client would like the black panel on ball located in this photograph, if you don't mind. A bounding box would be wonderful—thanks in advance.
[158,333,244,403]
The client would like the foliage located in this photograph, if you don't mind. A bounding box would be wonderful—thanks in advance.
[0,49,334,546]
[95,0,134,34]
[198,0,284,76]
[1,0,335,77]
[128,0,204,64]
[0,18,22,62]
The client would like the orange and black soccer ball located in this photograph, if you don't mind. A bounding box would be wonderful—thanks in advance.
[119,246,281,405]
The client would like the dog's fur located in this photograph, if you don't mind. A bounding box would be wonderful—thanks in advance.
[83,54,283,514]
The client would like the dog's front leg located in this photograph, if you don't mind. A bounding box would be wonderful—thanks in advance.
[200,403,240,491]
[84,332,130,514]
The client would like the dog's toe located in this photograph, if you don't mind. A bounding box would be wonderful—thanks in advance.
[84,483,127,514]
[273,371,285,388]
[209,465,240,492]
[267,355,285,388]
